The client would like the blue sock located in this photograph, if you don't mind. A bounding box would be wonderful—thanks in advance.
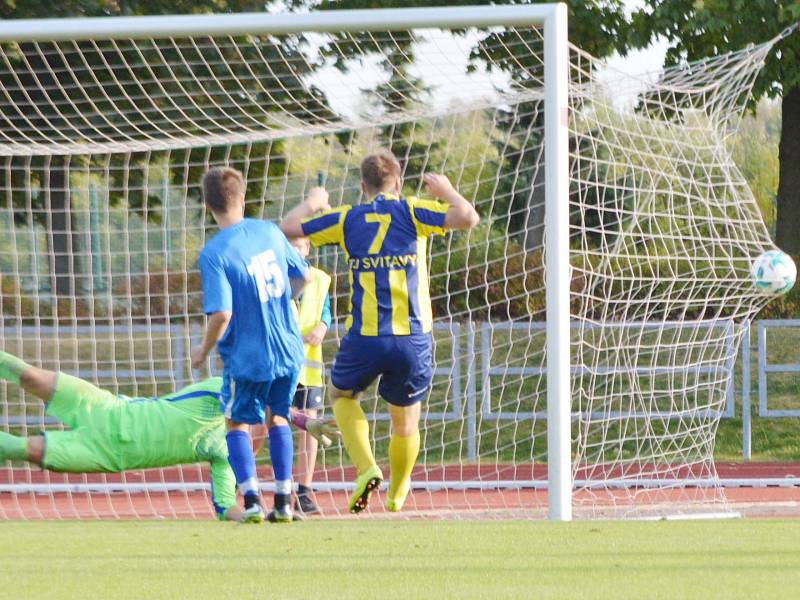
[226,430,259,499]
[268,424,294,496]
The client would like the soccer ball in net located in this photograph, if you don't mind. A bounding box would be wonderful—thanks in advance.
[751,250,797,295]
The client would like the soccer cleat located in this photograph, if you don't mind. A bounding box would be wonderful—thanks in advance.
[348,464,383,514]
[266,506,294,523]
[386,479,411,513]
[295,492,320,516]
[240,503,265,524]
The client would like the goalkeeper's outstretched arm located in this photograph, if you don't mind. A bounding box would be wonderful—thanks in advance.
[209,455,244,522]
[250,408,340,454]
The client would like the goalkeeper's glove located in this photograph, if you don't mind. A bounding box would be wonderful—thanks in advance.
[305,419,341,448]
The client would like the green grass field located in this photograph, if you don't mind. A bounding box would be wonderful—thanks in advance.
[2,520,800,599]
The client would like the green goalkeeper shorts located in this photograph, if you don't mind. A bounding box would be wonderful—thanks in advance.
[42,373,126,473]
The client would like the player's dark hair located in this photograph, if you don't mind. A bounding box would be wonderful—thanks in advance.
[361,150,401,195]
[202,167,245,213]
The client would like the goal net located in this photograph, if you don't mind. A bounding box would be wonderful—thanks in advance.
[0,7,786,519]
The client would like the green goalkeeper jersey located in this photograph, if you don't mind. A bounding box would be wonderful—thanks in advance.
[43,374,236,518]
[118,377,227,470]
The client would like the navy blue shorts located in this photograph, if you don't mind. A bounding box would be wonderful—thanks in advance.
[220,372,299,424]
[331,333,433,406]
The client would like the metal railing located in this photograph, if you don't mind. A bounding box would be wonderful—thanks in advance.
[3,319,800,461]
[757,319,800,417]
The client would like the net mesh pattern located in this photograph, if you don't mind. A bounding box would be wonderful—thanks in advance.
[0,19,786,519]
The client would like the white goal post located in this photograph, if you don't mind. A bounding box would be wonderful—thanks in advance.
[0,4,782,521]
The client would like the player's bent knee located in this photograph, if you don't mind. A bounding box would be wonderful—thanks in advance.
[226,420,250,432]
[391,421,420,438]
[388,403,422,437]
[329,384,355,401]
[267,414,289,428]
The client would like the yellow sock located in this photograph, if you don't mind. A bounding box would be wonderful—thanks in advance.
[388,430,420,500]
[333,398,376,475]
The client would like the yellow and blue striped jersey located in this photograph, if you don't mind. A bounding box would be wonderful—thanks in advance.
[301,193,450,336]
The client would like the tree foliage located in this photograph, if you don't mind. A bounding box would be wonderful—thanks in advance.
[0,0,333,295]
[630,1,800,254]
[305,0,631,239]
[631,1,800,101]
[0,0,268,19]
[732,99,780,234]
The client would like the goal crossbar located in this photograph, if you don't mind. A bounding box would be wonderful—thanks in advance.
[0,5,560,42]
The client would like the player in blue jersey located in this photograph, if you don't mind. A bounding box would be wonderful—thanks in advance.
[191,166,311,524]
[280,150,479,514]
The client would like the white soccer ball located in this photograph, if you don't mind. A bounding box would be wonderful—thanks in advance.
[751,250,796,295]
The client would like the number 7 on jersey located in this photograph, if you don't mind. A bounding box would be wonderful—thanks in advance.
[365,213,392,254]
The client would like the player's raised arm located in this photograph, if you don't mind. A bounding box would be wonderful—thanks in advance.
[422,173,480,230]
[280,187,331,238]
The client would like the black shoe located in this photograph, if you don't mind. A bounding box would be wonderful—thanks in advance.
[295,492,320,515]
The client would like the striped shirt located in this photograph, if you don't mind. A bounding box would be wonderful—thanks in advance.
[301,193,450,336]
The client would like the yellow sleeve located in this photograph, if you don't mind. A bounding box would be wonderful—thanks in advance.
[301,206,350,247]
[407,196,449,237]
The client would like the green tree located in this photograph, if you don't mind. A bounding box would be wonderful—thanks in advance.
[732,99,781,235]
[630,0,800,252]
[297,0,633,321]
[304,0,631,236]
[0,0,333,299]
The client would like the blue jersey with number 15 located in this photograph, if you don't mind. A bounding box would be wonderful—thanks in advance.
[198,218,307,381]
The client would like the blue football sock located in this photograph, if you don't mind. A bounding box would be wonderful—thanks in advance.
[268,424,294,496]
[226,430,259,498]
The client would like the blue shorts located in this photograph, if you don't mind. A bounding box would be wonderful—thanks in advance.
[220,372,299,424]
[331,333,433,407]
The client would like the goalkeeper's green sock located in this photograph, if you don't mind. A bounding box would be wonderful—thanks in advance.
[332,397,377,475]
[0,431,27,461]
[0,351,28,385]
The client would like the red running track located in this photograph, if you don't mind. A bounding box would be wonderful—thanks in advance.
[1,463,799,520]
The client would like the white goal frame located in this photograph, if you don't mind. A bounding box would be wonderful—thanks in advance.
[0,4,572,521]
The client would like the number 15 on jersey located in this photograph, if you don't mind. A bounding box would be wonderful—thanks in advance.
[247,250,286,302]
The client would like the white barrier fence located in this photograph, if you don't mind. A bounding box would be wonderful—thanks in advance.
[2,319,799,460]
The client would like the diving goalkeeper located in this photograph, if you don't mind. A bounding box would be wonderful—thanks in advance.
[0,351,338,521]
